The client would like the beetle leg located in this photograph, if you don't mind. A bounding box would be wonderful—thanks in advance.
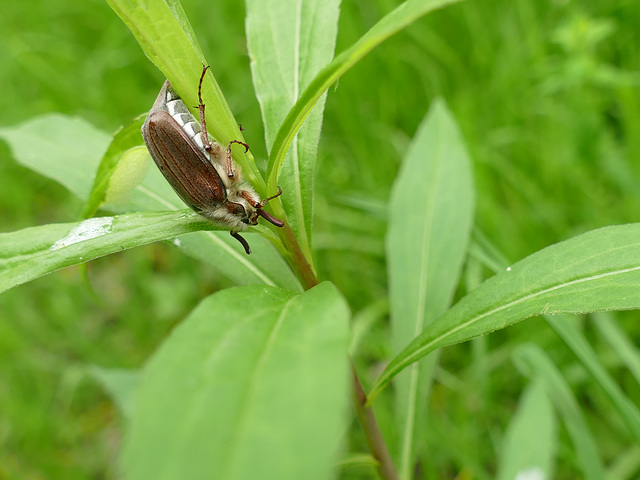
[226,140,249,178]
[230,231,251,255]
[197,64,213,153]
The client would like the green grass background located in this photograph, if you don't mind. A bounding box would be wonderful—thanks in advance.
[1,0,639,478]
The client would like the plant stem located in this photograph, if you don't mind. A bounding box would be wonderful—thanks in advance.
[351,362,398,480]
[281,222,318,289]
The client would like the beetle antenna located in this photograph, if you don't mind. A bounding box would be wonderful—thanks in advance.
[257,208,285,228]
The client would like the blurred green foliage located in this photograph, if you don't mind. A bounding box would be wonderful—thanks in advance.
[1,0,639,478]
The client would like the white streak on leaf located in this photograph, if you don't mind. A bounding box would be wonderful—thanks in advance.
[50,217,114,251]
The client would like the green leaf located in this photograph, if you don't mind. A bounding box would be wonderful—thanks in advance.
[0,211,218,294]
[0,113,111,200]
[106,0,261,188]
[246,0,341,261]
[266,0,464,195]
[369,223,640,401]
[496,378,557,480]
[387,100,474,477]
[121,283,350,480]
[513,344,605,480]
[546,315,640,444]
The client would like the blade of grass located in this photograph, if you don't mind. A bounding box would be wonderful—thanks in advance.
[606,446,640,479]
[545,314,640,445]
[591,311,640,386]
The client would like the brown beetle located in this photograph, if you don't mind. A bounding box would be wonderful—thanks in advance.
[142,66,283,254]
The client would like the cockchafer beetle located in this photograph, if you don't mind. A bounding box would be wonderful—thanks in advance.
[142,66,283,254]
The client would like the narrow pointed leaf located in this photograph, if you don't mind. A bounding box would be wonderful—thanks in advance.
[122,283,350,480]
[370,223,640,401]
[0,211,218,294]
[246,0,341,259]
[387,100,474,477]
